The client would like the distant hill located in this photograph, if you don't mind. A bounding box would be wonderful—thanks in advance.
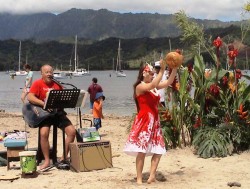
[1,24,249,72]
[0,8,243,41]
[0,9,249,72]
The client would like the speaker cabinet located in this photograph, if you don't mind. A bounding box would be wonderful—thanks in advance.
[69,141,113,172]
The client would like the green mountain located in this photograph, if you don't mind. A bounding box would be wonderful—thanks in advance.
[0,9,249,71]
[1,24,249,72]
[0,8,242,41]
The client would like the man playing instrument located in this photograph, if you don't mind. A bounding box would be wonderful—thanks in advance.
[27,64,76,171]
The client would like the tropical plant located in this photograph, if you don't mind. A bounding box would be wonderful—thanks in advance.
[160,10,250,158]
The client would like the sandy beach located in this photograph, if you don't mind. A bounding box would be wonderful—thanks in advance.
[0,111,250,189]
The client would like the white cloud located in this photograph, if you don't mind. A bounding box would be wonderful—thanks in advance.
[0,0,248,21]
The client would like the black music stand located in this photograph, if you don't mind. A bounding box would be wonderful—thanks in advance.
[44,89,80,110]
[42,89,80,169]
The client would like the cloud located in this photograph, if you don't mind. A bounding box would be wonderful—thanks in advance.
[0,0,248,21]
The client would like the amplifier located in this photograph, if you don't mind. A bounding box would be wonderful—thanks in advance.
[69,140,113,172]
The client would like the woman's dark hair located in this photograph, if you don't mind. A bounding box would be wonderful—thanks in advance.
[23,64,31,70]
[133,62,147,112]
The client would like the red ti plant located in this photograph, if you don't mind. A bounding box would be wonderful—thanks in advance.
[227,44,239,89]
[213,36,223,82]
[194,117,202,129]
[209,83,220,97]
[227,44,239,69]
[222,75,229,86]
[235,69,242,79]
[213,36,223,62]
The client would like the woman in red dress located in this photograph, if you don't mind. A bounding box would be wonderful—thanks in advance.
[124,60,178,184]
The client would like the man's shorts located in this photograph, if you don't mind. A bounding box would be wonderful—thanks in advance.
[38,111,72,129]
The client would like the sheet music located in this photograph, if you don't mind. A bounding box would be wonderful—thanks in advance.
[75,90,88,108]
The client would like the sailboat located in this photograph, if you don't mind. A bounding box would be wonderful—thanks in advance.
[84,63,91,76]
[71,35,88,77]
[53,64,69,79]
[116,40,126,77]
[14,41,27,76]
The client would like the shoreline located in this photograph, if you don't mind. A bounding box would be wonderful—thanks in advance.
[1,112,250,188]
[0,110,133,120]
[0,107,135,118]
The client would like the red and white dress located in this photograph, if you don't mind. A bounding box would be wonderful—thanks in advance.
[124,89,166,156]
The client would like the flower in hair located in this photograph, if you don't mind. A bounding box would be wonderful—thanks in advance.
[143,63,153,72]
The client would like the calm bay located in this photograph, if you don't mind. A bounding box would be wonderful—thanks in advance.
[0,70,138,116]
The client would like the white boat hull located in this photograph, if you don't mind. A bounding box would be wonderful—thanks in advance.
[116,71,126,77]
[53,72,68,79]
[71,69,91,77]
[72,72,86,77]
[15,71,27,76]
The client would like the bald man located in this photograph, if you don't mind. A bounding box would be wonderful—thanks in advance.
[27,64,76,171]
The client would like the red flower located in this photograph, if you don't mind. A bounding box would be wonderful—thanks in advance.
[175,49,182,55]
[213,37,223,48]
[172,79,179,91]
[237,104,248,120]
[235,69,242,79]
[194,117,201,128]
[187,63,193,73]
[209,84,220,97]
[143,64,153,72]
[222,76,228,85]
[169,68,179,91]
[227,49,238,60]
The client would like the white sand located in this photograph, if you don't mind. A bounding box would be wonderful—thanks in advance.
[0,112,250,189]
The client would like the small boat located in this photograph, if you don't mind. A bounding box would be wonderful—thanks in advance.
[116,40,126,77]
[71,68,88,77]
[116,70,126,77]
[53,71,68,79]
[15,71,27,76]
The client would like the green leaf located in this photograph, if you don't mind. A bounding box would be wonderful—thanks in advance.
[242,84,250,102]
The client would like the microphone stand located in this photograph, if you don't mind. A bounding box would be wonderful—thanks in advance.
[51,78,78,89]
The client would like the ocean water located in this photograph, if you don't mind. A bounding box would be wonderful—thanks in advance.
[0,70,138,116]
[0,70,249,116]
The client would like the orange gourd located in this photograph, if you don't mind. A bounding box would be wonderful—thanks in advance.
[165,52,183,68]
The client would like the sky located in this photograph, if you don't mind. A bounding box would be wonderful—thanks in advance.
[0,0,249,22]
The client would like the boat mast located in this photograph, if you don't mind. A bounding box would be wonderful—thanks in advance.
[18,41,21,71]
[69,59,72,71]
[25,53,28,64]
[112,57,115,71]
[74,35,77,71]
[117,39,121,71]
